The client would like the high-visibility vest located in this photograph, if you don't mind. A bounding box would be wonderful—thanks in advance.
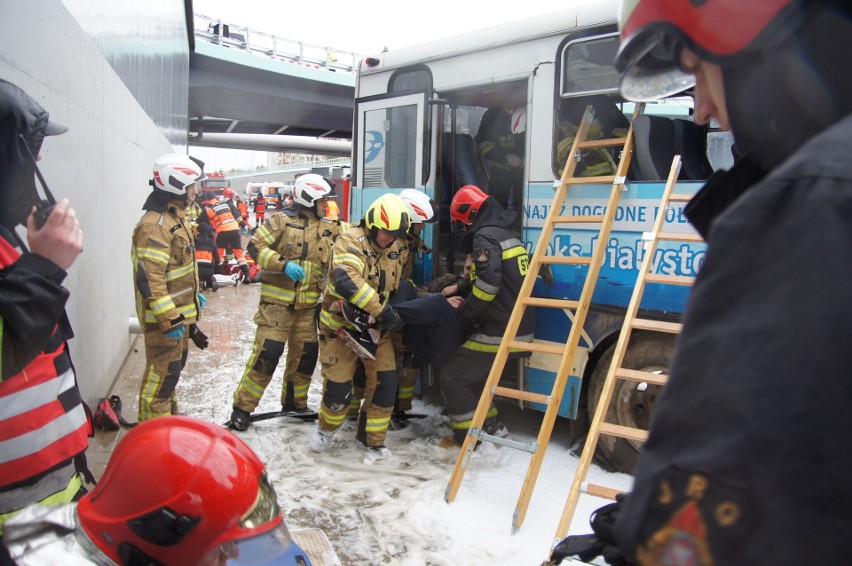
[0,235,89,526]
[206,202,240,233]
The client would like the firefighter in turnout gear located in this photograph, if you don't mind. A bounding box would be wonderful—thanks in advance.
[132,153,208,422]
[392,189,437,428]
[0,79,93,541]
[228,175,348,431]
[198,186,251,283]
[439,185,534,445]
[309,193,410,463]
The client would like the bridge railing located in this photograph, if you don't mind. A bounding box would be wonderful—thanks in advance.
[194,13,362,74]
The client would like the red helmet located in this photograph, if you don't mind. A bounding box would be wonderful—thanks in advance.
[615,0,793,100]
[223,187,236,199]
[77,416,308,566]
[450,185,489,232]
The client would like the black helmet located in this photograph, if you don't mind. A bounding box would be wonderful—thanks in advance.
[0,78,67,228]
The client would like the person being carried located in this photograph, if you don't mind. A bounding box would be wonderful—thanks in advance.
[228,175,348,431]
[131,154,209,422]
[0,78,93,546]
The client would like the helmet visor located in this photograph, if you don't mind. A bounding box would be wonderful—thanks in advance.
[618,31,696,101]
[225,523,310,565]
[450,219,468,234]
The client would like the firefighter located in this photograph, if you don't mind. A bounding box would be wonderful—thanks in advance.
[131,153,209,422]
[0,79,93,541]
[254,192,267,228]
[436,184,534,446]
[4,416,312,565]
[228,174,348,431]
[391,189,438,429]
[309,194,410,463]
[549,2,852,565]
[198,186,251,283]
[235,193,250,234]
[476,105,526,216]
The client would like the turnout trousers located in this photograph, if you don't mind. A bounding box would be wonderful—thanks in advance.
[139,328,189,421]
[317,332,398,448]
[233,303,318,413]
[439,347,501,443]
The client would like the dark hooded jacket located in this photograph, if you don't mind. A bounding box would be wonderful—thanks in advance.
[456,198,534,347]
[615,5,852,565]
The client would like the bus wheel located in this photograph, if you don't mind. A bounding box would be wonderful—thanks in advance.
[586,332,675,474]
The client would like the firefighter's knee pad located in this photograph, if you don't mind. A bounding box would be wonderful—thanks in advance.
[323,380,352,412]
[252,338,285,375]
[297,341,319,375]
[372,370,399,408]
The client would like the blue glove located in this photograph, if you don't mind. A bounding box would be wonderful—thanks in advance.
[164,326,185,339]
[284,262,305,282]
[198,292,207,311]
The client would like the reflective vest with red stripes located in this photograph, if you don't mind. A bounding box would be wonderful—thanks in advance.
[206,202,240,233]
[0,237,89,506]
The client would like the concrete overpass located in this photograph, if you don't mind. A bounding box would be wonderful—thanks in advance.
[188,14,357,155]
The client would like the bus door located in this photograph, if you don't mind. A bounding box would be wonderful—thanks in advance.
[354,92,433,282]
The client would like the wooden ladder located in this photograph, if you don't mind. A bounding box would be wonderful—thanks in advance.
[548,154,704,554]
[444,103,643,533]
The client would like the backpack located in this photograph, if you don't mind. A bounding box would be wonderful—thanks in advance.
[93,395,136,431]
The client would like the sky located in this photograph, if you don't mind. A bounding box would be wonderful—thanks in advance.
[190,0,574,172]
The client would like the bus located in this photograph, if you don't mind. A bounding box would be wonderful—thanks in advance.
[349,0,732,472]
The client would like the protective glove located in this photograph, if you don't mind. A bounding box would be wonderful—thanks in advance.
[164,326,185,339]
[198,292,207,311]
[189,324,209,350]
[284,261,305,282]
[375,305,404,331]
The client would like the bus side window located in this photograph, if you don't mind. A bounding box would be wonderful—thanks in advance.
[555,95,629,178]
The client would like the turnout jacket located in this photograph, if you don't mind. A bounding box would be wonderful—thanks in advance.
[319,225,405,333]
[0,224,89,526]
[615,116,852,565]
[456,200,534,351]
[131,198,200,332]
[247,210,348,309]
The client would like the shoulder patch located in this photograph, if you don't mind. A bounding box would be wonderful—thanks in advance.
[387,251,399,260]
[475,248,490,263]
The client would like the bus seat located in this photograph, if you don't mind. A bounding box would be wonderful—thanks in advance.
[632,115,679,181]
[441,132,483,191]
[673,119,715,180]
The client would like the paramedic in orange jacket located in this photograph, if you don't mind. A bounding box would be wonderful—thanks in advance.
[198,187,251,283]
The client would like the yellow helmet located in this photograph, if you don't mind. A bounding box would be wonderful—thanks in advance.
[364,193,410,240]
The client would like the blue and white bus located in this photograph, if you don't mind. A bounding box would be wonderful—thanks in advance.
[349,0,732,472]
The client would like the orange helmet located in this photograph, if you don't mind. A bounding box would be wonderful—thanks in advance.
[450,185,489,233]
[223,187,236,199]
[77,416,309,566]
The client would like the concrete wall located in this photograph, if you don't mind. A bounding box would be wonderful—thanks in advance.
[0,0,176,405]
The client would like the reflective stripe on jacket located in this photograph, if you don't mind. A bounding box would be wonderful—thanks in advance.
[131,203,200,332]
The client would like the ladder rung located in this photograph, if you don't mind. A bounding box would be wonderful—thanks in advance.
[540,256,592,266]
[576,137,627,149]
[550,215,606,224]
[564,175,617,185]
[657,232,703,243]
[523,297,579,309]
[615,367,668,386]
[599,422,649,442]
[631,318,682,334]
[581,482,623,500]
[645,273,696,286]
[508,340,563,355]
[494,386,550,405]
[668,193,694,202]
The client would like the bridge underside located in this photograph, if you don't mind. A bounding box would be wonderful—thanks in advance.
[188,42,354,142]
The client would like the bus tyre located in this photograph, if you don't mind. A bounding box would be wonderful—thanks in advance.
[586,332,675,474]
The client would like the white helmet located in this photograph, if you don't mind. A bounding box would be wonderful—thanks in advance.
[152,153,205,195]
[292,174,335,208]
[399,189,437,224]
[510,107,526,135]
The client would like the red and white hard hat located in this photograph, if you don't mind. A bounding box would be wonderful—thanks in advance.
[615,0,793,100]
[399,189,437,224]
[152,153,206,195]
[292,173,336,208]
